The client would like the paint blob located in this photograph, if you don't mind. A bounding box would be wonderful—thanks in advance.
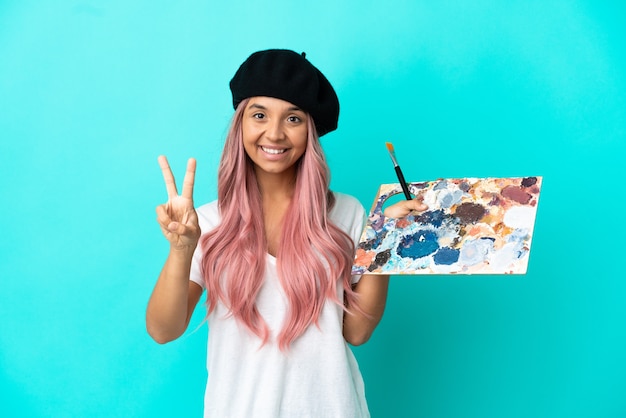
[503,206,536,230]
[455,203,487,224]
[433,247,460,265]
[502,185,532,204]
[521,177,538,187]
[397,231,439,259]
[458,238,494,266]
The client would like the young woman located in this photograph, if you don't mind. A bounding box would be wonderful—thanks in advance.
[146,49,425,418]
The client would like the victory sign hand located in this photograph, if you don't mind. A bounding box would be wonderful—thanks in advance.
[156,156,201,251]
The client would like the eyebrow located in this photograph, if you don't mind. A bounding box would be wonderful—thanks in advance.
[248,103,303,112]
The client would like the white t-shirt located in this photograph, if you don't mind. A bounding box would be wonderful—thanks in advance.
[189,192,369,418]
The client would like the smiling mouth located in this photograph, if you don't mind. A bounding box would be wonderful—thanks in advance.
[261,146,287,155]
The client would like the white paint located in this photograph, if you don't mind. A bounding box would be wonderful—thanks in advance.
[503,206,536,230]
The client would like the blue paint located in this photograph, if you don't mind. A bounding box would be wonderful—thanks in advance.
[368,212,385,231]
[397,230,439,259]
[438,189,464,208]
[433,247,460,265]
[433,180,448,190]
[416,210,446,227]
[359,231,385,251]
[459,238,495,266]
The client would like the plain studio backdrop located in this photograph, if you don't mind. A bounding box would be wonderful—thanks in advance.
[1,1,625,417]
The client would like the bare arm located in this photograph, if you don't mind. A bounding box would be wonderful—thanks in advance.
[343,274,390,346]
[146,156,203,344]
[147,249,203,344]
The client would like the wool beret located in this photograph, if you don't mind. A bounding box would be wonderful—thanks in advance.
[229,49,340,137]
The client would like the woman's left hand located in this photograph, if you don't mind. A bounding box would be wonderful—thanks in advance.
[383,197,428,218]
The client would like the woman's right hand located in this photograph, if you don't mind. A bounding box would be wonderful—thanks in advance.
[156,155,201,251]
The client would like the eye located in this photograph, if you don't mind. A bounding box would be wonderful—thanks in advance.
[287,115,302,123]
[252,112,265,119]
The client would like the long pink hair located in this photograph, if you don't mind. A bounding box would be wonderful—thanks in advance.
[200,99,360,350]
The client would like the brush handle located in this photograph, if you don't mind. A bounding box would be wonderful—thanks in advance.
[394,166,412,200]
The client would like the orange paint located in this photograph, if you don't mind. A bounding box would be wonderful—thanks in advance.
[354,248,376,267]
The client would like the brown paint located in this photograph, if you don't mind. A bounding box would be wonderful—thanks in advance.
[454,202,486,224]
[502,185,532,204]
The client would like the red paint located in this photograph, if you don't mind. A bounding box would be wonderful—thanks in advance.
[501,186,532,204]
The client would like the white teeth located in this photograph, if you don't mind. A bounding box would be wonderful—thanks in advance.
[261,146,286,155]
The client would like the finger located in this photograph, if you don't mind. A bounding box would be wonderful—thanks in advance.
[181,158,196,200]
[167,221,180,232]
[156,204,172,228]
[158,155,179,199]
[409,199,429,212]
[167,221,194,238]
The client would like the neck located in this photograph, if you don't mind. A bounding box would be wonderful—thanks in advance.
[255,169,297,257]
[255,168,297,201]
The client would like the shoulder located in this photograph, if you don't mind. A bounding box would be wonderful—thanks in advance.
[196,200,221,232]
[331,192,364,214]
[329,192,366,233]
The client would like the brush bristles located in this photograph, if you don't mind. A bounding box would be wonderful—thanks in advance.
[385,142,398,166]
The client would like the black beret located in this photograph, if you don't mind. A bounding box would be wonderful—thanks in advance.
[229,49,340,137]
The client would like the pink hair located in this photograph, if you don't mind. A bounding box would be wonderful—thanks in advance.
[200,99,360,350]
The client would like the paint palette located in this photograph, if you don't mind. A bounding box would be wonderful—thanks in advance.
[352,177,542,275]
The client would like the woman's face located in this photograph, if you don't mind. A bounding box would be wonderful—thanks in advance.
[242,96,309,179]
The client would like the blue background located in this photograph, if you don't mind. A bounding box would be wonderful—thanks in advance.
[1,1,624,417]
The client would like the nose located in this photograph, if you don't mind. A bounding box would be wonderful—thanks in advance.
[265,119,286,142]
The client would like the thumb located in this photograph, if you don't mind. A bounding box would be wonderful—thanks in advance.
[167,221,186,235]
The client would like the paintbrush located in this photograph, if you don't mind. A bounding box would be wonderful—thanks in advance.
[385,142,413,200]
